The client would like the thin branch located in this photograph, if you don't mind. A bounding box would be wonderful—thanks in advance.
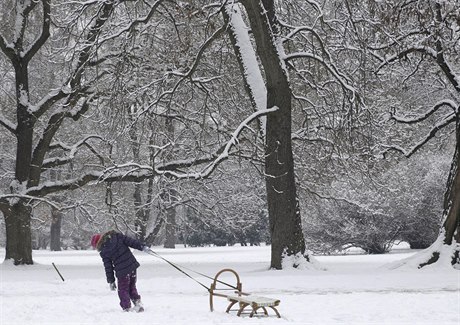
[143,23,227,115]
[376,46,437,73]
[285,51,358,102]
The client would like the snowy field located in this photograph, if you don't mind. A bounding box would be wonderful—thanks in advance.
[1,245,459,325]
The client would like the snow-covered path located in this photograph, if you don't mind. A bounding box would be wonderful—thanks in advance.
[1,246,459,324]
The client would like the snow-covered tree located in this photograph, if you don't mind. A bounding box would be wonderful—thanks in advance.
[347,0,460,267]
[0,0,280,264]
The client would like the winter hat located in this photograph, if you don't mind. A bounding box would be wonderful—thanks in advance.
[91,234,102,249]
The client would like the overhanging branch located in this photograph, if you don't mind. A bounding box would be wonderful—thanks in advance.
[382,113,456,158]
[390,100,458,124]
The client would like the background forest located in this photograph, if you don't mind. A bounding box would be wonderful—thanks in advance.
[0,0,458,268]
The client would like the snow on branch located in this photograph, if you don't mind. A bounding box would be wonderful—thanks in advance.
[143,23,226,116]
[225,3,267,111]
[25,167,158,197]
[223,3,267,136]
[27,1,117,117]
[0,34,15,61]
[26,171,107,197]
[284,51,358,102]
[0,114,16,134]
[12,0,36,47]
[25,107,277,196]
[376,46,437,73]
[0,194,61,210]
[65,0,119,92]
[96,0,165,44]
[381,112,456,158]
[157,106,279,179]
[28,87,71,117]
[390,99,458,124]
[42,135,105,169]
[367,29,430,52]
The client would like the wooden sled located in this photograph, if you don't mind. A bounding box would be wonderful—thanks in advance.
[209,268,281,318]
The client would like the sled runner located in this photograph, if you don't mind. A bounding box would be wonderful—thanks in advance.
[209,268,281,318]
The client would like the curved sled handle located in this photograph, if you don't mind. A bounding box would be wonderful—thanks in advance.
[209,268,243,312]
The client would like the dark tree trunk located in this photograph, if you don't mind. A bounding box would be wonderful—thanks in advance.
[162,187,178,249]
[164,205,176,249]
[49,167,63,251]
[162,114,177,249]
[435,122,460,265]
[5,51,35,265]
[240,0,307,269]
[4,202,33,264]
[442,126,460,247]
[419,121,460,267]
[50,207,62,251]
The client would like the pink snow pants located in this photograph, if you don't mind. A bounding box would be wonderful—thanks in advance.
[117,270,141,310]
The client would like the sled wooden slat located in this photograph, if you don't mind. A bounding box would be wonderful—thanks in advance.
[226,294,281,318]
[209,268,281,318]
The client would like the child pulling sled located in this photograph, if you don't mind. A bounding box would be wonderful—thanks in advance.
[91,230,150,312]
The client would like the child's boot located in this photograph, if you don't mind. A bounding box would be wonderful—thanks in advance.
[133,299,144,312]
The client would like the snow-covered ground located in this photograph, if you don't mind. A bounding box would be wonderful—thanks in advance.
[1,245,459,324]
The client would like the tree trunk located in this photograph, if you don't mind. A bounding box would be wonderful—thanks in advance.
[49,168,63,251]
[240,0,307,269]
[162,112,177,249]
[4,202,33,264]
[441,130,460,249]
[133,182,148,240]
[439,124,460,263]
[50,206,62,251]
[420,121,460,267]
[145,215,165,246]
[162,187,178,249]
[164,205,176,249]
[5,61,35,264]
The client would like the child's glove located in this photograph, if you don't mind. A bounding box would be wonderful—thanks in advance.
[142,246,151,253]
[109,282,117,291]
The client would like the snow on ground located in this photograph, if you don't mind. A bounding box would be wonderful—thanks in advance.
[1,245,459,324]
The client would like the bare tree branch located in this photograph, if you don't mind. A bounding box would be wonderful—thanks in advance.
[23,0,51,63]
[0,114,16,134]
[382,113,456,158]
[390,100,458,124]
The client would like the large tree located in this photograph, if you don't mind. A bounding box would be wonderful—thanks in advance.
[0,0,279,264]
[224,0,363,268]
[0,0,209,264]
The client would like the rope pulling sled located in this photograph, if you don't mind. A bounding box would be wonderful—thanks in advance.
[145,249,281,318]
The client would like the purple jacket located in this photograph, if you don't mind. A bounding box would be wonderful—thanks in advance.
[97,231,144,283]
